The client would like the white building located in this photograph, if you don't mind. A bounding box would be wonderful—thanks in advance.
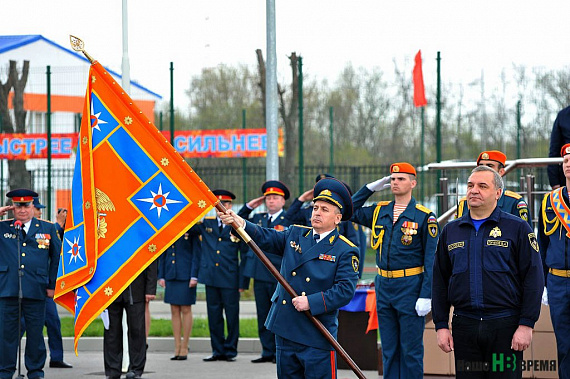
[0,35,163,212]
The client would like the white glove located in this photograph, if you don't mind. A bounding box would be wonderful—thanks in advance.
[366,176,391,192]
[101,309,110,330]
[542,287,548,306]
[415,298,431,317]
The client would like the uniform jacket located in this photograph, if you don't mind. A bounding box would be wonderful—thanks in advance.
[244,221,359,350]
[158,231,200,281]
[432,207,543,330]
[238,205,287,284]
[538,187,570,282]
[548,105,570,188]
[457,190,532,226]
[189,216,247,289]
[114,260,157,304]
[351,186,438,298]
[284,197,365,276]
[0,218,61,300]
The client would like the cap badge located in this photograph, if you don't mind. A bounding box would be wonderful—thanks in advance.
[320,189,332,196]
[566,147,570,155]
[392,166,400,172]
[482,153,489,160]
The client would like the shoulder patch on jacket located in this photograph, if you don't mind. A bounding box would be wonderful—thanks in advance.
[205,216,216,219]
[504,190,522,199]
[339,234,357,247]
[415,204,434,214]
[293,224,312,229]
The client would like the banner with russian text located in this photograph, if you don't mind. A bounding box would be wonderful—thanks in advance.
[0,129,283,159]
[54,61,219,353]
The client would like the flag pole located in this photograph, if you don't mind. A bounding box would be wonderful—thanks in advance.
[215,202,367,379]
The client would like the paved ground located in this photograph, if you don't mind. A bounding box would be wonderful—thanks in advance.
[39,351,381,379]
[46,300,447,378]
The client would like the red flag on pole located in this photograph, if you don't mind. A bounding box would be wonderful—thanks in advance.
[413,50,427,107]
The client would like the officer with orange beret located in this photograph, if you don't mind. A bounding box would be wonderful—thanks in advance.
[456,150,531,226]
[351,163,438,378]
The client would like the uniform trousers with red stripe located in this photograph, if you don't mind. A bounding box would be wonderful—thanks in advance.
[275,335,337,379]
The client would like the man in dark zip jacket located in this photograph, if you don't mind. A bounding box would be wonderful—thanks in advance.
[432,166,543,379]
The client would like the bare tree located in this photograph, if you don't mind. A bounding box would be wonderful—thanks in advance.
[0,60,32,190]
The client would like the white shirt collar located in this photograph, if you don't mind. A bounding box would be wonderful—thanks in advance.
[268,209,283,221]
[313,228,334,243]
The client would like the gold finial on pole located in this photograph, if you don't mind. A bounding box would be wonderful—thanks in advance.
[70,35,95,64]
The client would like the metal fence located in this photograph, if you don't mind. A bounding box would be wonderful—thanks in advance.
[17,158,555,223]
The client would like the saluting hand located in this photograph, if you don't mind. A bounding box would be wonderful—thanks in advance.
[0,205,14,217]
[247,196,265,209]
[298,189,314,202]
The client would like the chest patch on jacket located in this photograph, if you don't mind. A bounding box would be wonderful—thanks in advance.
[448,241,464,251]
[318,254,336,262]
[487,240,508,248]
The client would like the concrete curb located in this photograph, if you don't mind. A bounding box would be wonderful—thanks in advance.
[66,337,262,354]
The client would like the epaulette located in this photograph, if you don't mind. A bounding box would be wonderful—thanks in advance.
[293,224,312,229]
[415,204,433,214]
[37,218,54,224]
[376,201,390,207]
[339,234,357,247]
[1,218,14,223]
[205,216,216,219]
[504,190,522,199]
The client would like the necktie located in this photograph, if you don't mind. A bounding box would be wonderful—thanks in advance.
[22,228,27,239]
[268,215,273,225]
[219,223,223,233]
[313,234,320,246]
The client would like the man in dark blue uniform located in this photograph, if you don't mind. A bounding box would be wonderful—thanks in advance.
[548,106,570,189]
[26,197,72,369]
[190,190,247,362]
[351,163,437,378]
[219,178,359,379]
[0,189,61,379]
[284,174,366,276]
[456,150,531,226]
[538,142,570,378]
[238,180,290,363]
[433,166,543,379]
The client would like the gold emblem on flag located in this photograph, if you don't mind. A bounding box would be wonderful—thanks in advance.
[198,200,207,208]
[104,287,113,296]
[124,116,133,125]
[161,157,169,166]
[60,281,65,289]
[82,136,88,144]
[489,226,501,238]
[148,244,157,253]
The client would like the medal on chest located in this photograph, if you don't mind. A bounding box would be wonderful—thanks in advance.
[400,221,418,246]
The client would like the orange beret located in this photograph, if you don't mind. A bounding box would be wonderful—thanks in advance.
[477,150,506,166]
[561,143,570,157]
[390,162,416,176]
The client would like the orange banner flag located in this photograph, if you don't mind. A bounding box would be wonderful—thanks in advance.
[54,61,219,353]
